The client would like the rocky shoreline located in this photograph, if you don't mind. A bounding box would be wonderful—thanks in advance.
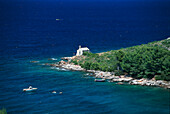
[48,60,170,89]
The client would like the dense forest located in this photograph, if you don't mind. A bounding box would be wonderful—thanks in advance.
[71,39,170,81]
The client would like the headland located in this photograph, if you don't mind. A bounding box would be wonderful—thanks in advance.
[42,38,170,89]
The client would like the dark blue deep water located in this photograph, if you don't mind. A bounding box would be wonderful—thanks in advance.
[0,0,170,113]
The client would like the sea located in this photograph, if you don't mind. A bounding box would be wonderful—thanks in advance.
[0,0,170,113]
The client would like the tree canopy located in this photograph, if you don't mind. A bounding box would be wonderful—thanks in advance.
[71,39,170,80]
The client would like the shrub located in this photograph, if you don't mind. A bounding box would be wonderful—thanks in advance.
[115,70,124,76]
[155,75,164,80]
[0,108,7,114]
[72,60,78,65]
[164,76,170,81]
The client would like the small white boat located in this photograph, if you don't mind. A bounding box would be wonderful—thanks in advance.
[116,82,124,85]
[23,86,37,92]
[94,79,105,82]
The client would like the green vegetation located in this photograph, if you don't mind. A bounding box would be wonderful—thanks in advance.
[162,39,170,48]
[71,39,170,81]
[0,108,7,114]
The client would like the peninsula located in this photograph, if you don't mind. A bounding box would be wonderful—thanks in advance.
[47,38,170,89]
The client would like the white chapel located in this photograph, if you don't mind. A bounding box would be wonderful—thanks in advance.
[76,45,90,56]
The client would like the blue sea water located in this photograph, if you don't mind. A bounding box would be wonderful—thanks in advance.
[0,0,170,113]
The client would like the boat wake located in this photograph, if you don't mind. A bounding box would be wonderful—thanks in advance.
[49,58,58,60]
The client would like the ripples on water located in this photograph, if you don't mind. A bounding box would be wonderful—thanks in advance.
[0,0,170,113]
[1,58,169,113]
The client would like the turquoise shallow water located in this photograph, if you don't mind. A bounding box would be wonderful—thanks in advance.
[0,58,169,113]
[0,0,170,113]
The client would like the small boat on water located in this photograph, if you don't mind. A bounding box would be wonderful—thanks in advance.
[94,79,105,82]
[117,82,124,85]
[23,86,37,92]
